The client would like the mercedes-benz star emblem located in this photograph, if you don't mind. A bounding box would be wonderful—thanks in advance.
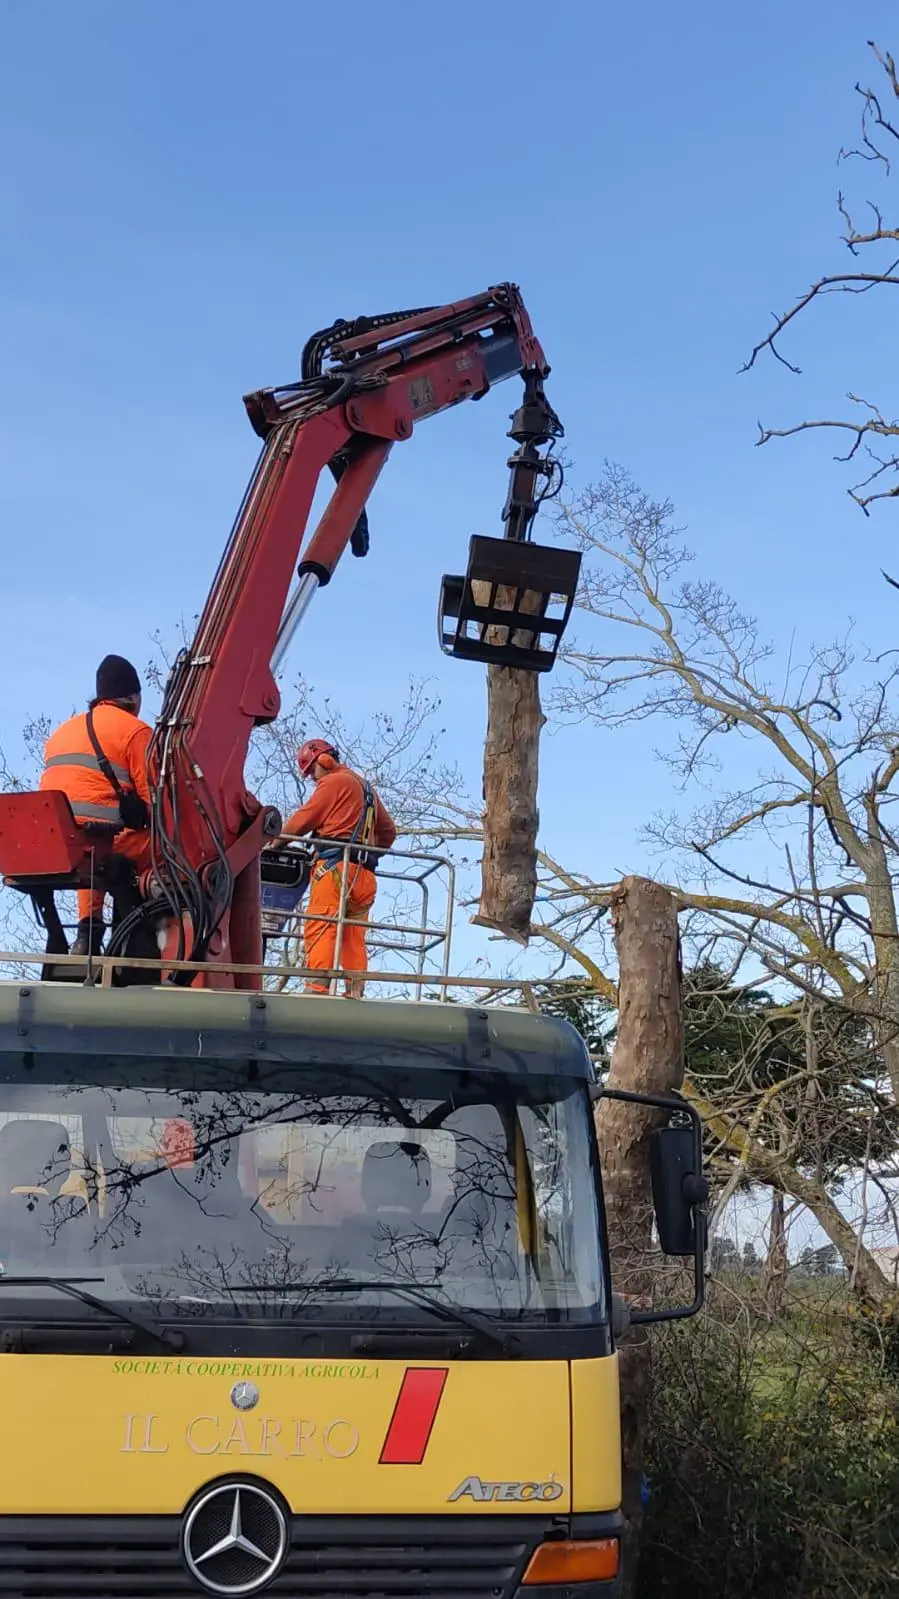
[230,1381,260,1411]
[182,1482,288,1595]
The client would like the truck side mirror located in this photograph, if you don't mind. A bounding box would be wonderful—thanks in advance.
[593,1082,709,1324]
[650,1123,708,1255]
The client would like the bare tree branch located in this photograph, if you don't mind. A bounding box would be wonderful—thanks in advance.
[745,40,899,511]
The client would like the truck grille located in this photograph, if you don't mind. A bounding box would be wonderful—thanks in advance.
[0,1514,552,1597]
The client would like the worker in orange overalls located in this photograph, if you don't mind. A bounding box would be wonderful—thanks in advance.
[281,739,397,995]
[39,655,153,957]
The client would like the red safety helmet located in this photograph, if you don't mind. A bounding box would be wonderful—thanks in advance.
[297,738,339,778]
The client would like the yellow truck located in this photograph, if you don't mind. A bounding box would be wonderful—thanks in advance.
[0,979,705,1597]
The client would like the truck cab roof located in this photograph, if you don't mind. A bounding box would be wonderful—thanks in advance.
[0,982,593,1080]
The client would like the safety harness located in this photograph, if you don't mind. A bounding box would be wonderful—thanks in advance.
[313,777,377,873]
[303,774,378,980]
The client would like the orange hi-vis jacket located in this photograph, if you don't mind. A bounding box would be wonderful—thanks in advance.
[284,764,396,993]
[284,765,397,853]
[39,702,152,827]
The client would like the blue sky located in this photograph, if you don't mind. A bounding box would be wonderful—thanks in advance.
[2,0,899,920]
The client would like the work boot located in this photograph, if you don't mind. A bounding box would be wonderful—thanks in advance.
[70,918,106,957]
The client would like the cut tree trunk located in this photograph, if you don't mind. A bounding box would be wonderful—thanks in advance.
[474,664,544,942]
[474,583,546,943]
[595,876,683,1597]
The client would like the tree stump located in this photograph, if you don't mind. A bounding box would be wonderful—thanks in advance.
[595,876,683,1595]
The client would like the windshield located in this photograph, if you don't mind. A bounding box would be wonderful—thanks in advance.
[0,1056,604,1325]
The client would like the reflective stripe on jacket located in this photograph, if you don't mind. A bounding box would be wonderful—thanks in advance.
[39,702,152,827]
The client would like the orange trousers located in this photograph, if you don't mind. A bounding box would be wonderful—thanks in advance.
[78,828,153,922]
[303,860,377,994]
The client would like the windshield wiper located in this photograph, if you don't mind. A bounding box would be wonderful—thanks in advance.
[223,1278,515,1352]
[0,1277,184,1352]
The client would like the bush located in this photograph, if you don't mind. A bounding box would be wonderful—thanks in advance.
[636,1284,899,1598]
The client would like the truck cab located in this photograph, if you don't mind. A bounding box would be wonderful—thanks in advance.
[0,979,703,1597]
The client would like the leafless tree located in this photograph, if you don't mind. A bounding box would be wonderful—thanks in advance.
[452,461,899,1308]
[5,553,896,1311]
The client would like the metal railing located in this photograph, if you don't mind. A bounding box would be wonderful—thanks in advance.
[260,835,456,998]
[0,948,549,1010]
[0,838,512,1003]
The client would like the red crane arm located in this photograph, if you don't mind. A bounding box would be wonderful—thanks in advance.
[145,284,564,983]
[0,283,575,989]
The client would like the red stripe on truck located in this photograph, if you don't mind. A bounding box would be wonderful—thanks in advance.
[379,1367,448,1465]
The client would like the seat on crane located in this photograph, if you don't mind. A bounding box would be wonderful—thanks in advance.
[0,790,142,978]
[439,535,582,673]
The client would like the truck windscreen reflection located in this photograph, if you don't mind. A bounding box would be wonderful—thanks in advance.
[0,1060,604,1322]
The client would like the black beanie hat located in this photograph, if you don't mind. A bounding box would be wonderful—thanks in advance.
[96,654,141,701]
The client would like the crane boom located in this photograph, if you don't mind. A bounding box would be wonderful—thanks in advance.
[0,283,581,989]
